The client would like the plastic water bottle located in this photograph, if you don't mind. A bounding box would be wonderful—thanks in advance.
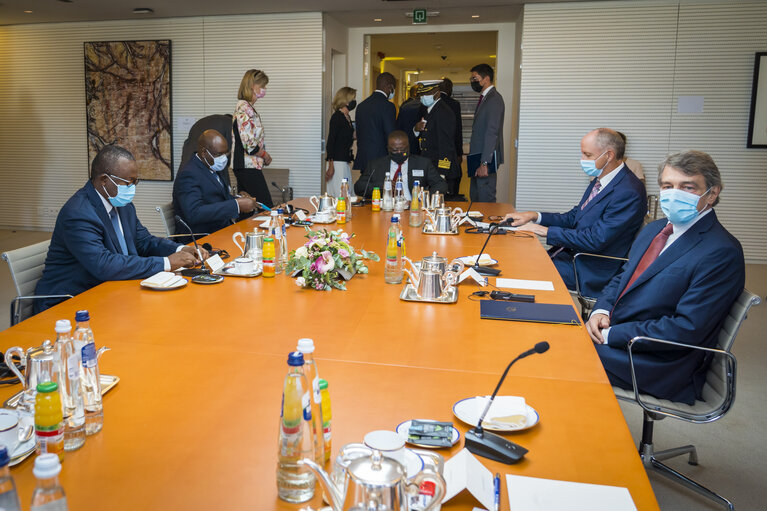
[0,447,21,511]
[394,177,405,213]
[384,215,404,284]
[319,379,332,463]
[382,172,394,211]
[30,454,67,511]
[409,180,423,227]
[268,211,284,274]
[73,310,103,435]
[340,178,352,220]
[54,321,85,451]
[276,208,289,273]
[276,352,316,503]
[296,339,324,465]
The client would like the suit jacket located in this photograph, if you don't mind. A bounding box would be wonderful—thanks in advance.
[396,98,423,155]
[594,212,745,404]
[173,155,240,236]
[354,154,448,199]
[34,182,181,313]
[541,166,646,296]
[441,93,464,158]
[469,87,505,166]
[353,91,396,170]
[417,99,460,180]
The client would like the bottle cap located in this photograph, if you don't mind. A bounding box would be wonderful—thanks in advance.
[414,180,420,186]
[75,310,90,322]
[373,187,380,190]
[391,215,399,223]
[318,378,328,390]
[54,319,71,333]
[264,236,274,243]
[296,338,315,353]
[288,351,305,366]
[271,210,278,216]
[0,446,9,467]
[277,208,285,214]
[36,381,58,393]
[33,453,61,479]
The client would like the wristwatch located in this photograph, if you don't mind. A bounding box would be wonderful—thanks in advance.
[481,161,488,167]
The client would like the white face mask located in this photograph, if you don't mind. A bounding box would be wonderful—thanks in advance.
[205,149,228,172]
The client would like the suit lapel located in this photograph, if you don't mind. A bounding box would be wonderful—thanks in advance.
[85,182,122,253]
[578,168,627,217]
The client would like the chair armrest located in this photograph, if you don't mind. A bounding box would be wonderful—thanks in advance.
[572,252,628,300]
[626,336,736,423]
[11,294,74,326]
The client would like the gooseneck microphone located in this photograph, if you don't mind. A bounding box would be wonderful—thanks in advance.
[174,215,206,272]
[471,218,513,277]
[464,341,550,464]
[354,170,375,207]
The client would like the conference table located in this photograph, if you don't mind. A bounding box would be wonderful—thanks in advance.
[0,200,659,510]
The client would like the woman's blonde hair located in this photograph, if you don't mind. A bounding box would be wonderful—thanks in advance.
[238,69,270,102]
[332,86,357,112]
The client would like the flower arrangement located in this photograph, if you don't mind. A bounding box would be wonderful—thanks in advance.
[286,228,379,291]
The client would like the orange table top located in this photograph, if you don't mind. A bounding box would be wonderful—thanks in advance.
[0,201,658,510]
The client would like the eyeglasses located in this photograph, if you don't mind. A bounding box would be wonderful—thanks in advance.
[108,174,139,186]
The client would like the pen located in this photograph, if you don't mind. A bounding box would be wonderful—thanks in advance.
[494,472,500,511]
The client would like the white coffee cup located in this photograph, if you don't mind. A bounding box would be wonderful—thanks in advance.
[233,257,254,275]
[314,210,331,223]
[364,430,406,466]
[0,410,19,452]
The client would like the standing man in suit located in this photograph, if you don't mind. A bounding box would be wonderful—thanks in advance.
[354,130,447,199]
[173,129,256,237]
[440,78,464,197]
[34,145,204,313]
[504,128,646,296]
[353,72,397,173]
[396,85,421,156]
[586,150,744,404]
[413,80,461,198]
[468,63,505,202]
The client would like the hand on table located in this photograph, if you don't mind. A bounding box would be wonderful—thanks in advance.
[168,250,199,271]
[503,211,537,226]
[518,223,548,236]
[586,313,610,344]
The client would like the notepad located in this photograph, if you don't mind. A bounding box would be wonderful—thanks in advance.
[505,474,637,511]
[495,278,554,291]
[480,300,580,325]
[141,272,180,287]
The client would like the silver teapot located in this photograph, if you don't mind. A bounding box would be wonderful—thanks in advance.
[423,206,463,233]
[300,448,445,511]
[420,190,445,212]
[310,194,338,214]
[402,254,460,300]
[232,230,263,262]
[418,251,465,276]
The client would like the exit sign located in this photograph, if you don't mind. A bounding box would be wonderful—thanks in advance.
[413,8,427,24]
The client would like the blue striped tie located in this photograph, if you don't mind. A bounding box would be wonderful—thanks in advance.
[109,209,129,256]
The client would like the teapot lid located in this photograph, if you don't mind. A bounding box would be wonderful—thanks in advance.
[423,251,446,262]
[347,450,405,486]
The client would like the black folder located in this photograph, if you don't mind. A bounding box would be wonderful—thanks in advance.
[480,300,581,325]
[467,151,497,177]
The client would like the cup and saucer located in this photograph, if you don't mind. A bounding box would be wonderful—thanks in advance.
[221,257,261,277]
[363,430,424,478]
[0,409,35,466]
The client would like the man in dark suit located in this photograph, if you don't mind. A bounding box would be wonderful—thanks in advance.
[353,72,397,172]
[586,150,745,404]
[505,128,646,296]
[34,145,203,313]
[440,78,464,196]
[468,63,505,202]
[413,80,461,199]
[354,130,447,199]
[178,114,232,186]
[173,129,256,237]
[396,85,421,155]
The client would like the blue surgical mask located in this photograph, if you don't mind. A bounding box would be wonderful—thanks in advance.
[660,187,711,225]
[388,91,395,100]
[420,95,435,107]
[580,151,609,177]
[205,149,228,172]
[104,175,136,208]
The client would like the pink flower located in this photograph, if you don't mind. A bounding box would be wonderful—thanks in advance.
[338,248,350,258]
[315,251,335,274]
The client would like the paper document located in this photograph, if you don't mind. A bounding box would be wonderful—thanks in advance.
[495,278,554,291]
[442,449,495,510]
[505,474,637,511]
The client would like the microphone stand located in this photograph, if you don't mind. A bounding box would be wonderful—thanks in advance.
[174,215,209,276]
[353,169,375,207]
[471,222,505,277]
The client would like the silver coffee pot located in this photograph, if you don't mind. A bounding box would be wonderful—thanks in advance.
[402,254,461,300]
[310,194,338,214]
[423,207,463,233]
[232,230,263,262]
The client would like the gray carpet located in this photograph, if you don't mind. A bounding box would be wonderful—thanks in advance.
[0,230,764,509]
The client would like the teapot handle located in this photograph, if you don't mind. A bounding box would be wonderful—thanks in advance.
[309,196,320,213]
[232,232,245,256]
[4,347,26,388]
[407,466,446,511]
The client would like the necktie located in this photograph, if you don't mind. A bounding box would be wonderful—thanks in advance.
[109,209,129,256]
[392,163,402,183]
[581,180,602,210]
[618,223,674,300]
[475,94,484,112]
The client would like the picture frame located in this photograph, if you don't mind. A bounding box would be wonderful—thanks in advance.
[747,52,767,148]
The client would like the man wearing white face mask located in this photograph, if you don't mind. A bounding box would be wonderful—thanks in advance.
[586,150,745,404]
[173,130,256,239]
[34,145,203,314]
[505,128,646,297]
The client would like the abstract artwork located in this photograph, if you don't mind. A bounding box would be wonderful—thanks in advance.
[84,40,173,180]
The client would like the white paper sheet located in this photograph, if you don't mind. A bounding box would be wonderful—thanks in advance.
[495,278,554,291]
[505,474,637,511]
[205,254,225,273]
[442,449,495,510]
[458,267,488,286]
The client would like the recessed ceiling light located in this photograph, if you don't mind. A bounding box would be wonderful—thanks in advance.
[374,18,383,22]
[24,10,34,14]
[133,8,154,14]
[472,15,480,18]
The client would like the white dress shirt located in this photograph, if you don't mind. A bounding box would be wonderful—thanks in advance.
[390,159,411,200]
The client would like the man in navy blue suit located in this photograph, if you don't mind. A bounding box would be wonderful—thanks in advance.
[505,128,647,296]
[34,145,203,313]
[173,129,256,237]
[586,150,745,404]
[353,72,397,173]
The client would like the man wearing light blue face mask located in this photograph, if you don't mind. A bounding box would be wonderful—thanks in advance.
[504,128,647,297]
[173,129,256,239]
[586,150,745,404]
[34,145,203,314]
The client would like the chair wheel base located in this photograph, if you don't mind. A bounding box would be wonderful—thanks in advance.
[688,461,698,466]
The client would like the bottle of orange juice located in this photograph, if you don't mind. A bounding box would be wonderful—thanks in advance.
[371,187,381,212]
[34,382,64,461]
[336,198,346,224]
[262,237,276,278]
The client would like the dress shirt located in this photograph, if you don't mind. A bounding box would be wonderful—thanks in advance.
[390,159,411,200]
[594,207,714,343]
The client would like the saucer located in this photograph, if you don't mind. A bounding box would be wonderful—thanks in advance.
[395,419,460,449]
[453,396,540,432]
[402,448,425,478]
[5,410,34,466]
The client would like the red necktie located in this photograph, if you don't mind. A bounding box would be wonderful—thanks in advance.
[392,163,402,182]
[475,94,484,111]
[618,223,674,300]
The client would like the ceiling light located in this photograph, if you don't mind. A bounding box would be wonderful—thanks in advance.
[24,10,34,14]
[374,18,383,22]
[472,15,480,18]
[133,8,154,14]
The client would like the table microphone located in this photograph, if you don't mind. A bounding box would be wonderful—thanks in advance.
[174,215,208,274]
[471,218,512,277]
[354,170,375,206]
[464,341,550,464]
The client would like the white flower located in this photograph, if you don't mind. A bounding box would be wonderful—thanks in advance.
[295,246,309,258]
[295,276,306,287]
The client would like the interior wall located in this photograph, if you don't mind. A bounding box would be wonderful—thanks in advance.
[348,22,517,203]
[0,12,323,235]
[517,0,767,263]
[322,14,350,194]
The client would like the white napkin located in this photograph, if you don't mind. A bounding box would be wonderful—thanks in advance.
[142,272,184,288]
[476,396,527,427]
[460,254,496,266]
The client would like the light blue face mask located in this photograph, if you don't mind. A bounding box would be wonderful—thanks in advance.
[660,187,711,225]
[205,149,228,171]
[104,175,136,208]
[388,90,395,100]
[580,151,609,177]
[420,95,435,108]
